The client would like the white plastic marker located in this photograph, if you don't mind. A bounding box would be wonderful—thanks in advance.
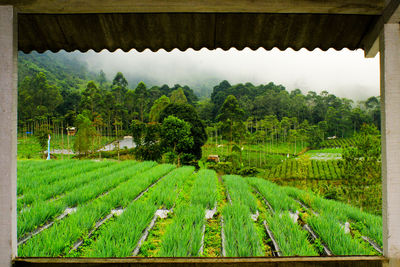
[47,134,51,160]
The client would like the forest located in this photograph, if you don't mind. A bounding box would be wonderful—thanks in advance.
[18,51,380,142]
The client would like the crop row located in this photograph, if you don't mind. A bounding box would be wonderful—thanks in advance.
[18,160,105,195]
[284,186,382,248]
[17,160,381,257]
[246,177,317,256]
[250,178,379,256]
[18,161,155,239]
[223,175,263,256]
[19,160,118,207]
[321,137,355,148]
[265,159,343,180]
[158,169,218,256]
[223,175,257,213]
[18,164,176,256]
[83,166,195,257]
[18,159,66,176]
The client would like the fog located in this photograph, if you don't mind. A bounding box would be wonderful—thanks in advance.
[80,48,379,100]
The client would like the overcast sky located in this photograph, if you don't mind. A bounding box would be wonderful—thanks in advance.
[81,48,379,101]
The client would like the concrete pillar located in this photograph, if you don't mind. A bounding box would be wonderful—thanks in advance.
[0,5,17,267]
[380,23,400,267]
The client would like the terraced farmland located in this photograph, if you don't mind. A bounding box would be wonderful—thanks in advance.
[18,160,382,257]
[264,159,343,180]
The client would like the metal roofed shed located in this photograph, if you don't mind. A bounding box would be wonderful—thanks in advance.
[1,0,400,266]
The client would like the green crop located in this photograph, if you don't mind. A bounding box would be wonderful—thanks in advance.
[158,169,218,256]
[148,166,195,209]
[266,212,318,256]
[307,214,372,255]
[190,169,218,209]
[223,204,263,257]
[247,177,299,212]
[19,164,175,256]
[84,166,194,257]
[18,161,155,238]
[284,186,382,247]
[18,160,100,195]
[19,160,115,207]
[158,204,205,256]
[223,175,257,213]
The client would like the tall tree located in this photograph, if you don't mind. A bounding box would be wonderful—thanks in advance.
[170,88,188,104]
[18,72,63,121]
[149,95,170,122]
[161,115,194,166]
[97,70,107,86]
[73,113,97,155]
[134,82,148,122]
[112,72,128,88]
[217,95,244,151]
[159,103,207,160]
[80,81,103,117]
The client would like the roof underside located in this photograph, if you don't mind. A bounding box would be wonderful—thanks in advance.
[18,13,378,53]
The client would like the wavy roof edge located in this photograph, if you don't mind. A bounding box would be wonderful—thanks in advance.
[17,13,378,53]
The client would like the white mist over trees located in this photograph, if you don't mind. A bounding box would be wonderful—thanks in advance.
[80,48,379,100]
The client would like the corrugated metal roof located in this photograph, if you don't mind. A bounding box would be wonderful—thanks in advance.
[18,13,378,53]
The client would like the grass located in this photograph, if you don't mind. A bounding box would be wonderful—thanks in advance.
[139,215,174,257]
[204,138,308,156]
[202,215,221,257]
[84,201,157,257]
[84,167,193,257]
[263,159,343,180]
[321,137,356,148]
[18,160,101,195]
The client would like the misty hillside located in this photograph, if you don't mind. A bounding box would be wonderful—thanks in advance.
[18,51,97,91]
[18,51,214,98]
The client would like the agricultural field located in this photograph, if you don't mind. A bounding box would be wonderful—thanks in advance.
[264,158,343,180]
[17,159,382,257]
[320,137,356,148]
[17,135,114,159]
[304,148,342,160]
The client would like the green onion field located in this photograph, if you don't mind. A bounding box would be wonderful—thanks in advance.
[17,159,382,257]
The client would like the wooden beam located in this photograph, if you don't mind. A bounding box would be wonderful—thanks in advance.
[0,0,384,14]
[363,0,400,57]
[0,5,17,267]
[13,256,387,267]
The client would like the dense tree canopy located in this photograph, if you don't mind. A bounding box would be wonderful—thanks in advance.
[159,103,207,160]
[17,51,381,161]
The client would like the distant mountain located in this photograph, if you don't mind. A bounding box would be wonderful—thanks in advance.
[18,51,97,91]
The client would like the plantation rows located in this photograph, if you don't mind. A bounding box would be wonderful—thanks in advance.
[265,159,343,180]
[18,160,381,257]
[320,137,356,148]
